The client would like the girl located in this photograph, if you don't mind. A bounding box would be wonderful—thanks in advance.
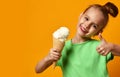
[35,2,120,77]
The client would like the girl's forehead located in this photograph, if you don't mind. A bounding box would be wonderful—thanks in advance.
[84,7,103,16]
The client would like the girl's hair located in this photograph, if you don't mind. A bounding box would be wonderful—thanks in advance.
[103,2,118,17]
[83,2,119,31]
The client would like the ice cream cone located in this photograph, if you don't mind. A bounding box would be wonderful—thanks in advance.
[52,27,69,68]
[53,37,65,52]
[53,37,65,68]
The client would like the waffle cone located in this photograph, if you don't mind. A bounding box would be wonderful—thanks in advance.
[53,37,65,52]
[53,37,65,68]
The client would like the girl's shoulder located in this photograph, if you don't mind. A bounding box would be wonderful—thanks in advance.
[64,39,72,48]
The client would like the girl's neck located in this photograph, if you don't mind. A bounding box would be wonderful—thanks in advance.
[72,34,91,44]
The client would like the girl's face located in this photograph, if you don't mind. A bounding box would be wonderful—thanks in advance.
[77,7,105,38]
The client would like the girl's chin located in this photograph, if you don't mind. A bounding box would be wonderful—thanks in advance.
[77,32,91,38]
[77,30,86,36]
[77,33,86,38]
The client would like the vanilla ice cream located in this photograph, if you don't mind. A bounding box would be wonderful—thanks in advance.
[53,27,69,42]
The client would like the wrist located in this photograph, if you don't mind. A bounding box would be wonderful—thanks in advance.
[44,55,54,63]
[109,43,114,51]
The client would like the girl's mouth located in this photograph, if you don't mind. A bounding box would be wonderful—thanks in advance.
[80,25,88,33]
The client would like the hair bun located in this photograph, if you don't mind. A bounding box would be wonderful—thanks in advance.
[104,2,118,17]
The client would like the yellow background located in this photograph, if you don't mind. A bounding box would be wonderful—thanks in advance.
[0,0,120,77]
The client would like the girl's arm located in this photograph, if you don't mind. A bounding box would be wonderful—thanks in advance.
[35,48,61,73]
[110,43,120,56]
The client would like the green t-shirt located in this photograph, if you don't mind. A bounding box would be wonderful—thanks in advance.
[56,39,113,77]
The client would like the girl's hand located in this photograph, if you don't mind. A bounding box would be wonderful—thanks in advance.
[96,33,113,56]
[46,48,61,62]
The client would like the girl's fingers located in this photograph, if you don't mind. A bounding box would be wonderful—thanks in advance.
[49,48,61,61]
[97,47,104,52]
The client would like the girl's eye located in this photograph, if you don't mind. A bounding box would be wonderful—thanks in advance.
[84,17,89,21]
[93,24,98,29]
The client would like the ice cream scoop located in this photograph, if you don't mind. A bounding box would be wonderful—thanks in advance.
[53,27,69,42]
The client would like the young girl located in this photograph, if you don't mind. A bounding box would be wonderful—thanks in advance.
[35,2,120,77]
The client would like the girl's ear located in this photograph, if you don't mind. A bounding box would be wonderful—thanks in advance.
[96,30,103,35]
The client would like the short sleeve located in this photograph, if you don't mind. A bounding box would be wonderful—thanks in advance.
[106,52,114,62]
[56,56,62,66]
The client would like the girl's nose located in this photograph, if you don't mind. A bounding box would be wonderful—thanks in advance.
[85,22,91,29]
